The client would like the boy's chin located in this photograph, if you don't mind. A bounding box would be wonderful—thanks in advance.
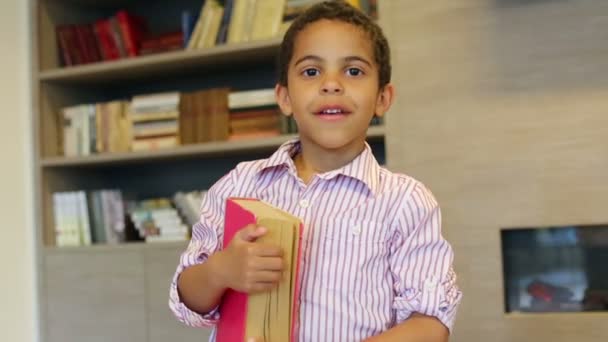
[304,132,364,151]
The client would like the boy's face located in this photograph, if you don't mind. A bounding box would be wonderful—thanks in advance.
[276,19,393,152]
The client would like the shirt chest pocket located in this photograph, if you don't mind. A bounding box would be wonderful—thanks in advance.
[323,217,390,245]
[317,217,392,291]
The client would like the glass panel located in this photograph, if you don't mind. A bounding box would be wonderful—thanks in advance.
[501,225,608,313]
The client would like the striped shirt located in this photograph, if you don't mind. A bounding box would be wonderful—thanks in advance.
[169,139,462,341]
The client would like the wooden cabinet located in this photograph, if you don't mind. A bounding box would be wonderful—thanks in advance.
[44,248,146,342]
[44,244,213,342]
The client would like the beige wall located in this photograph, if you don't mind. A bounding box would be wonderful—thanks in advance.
[0,0,37,341]
[381,0,608,341]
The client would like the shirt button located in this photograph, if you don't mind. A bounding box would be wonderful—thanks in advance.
[352,225,361,236]
[424,277,438,290]
[299,199,310,208]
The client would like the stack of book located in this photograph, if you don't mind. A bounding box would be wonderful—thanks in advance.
[228,88,295,141]
[56,10,147,66]
[128,198,189,243]
[59,86,304,157]
[173,190,207,227]
[187,0,286,50]
[130,92,181,152]
[178,88,230,144]
[61,100,132,157]
[54,1,378,68]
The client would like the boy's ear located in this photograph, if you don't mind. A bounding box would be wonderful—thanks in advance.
[275,84,293,116]
[374,83,395,118]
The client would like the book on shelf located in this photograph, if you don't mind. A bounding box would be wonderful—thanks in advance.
[249,0,287,42]
[178,88,230,144]
[95,100,132,154]
[187,0,287,47]
[217,198,302,342]
[187,0,225,50]
[52,190,125,247]
[227,88,294,140]
[55,86,389,158]
[128,198,189,243]
[139,31,184,56]
[130,91,180,151]
[56,10,148,66]
[173,190,207,227]
[52,0,377,67]
[51,189,209,247]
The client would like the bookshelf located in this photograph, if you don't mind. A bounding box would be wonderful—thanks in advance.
[41,124,385,167]
[38,37,282,84]
[33,1,385,341]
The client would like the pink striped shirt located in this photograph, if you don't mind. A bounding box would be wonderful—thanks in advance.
[169,139,462,341]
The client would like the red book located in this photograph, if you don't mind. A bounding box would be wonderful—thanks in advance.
[82,24,102,63]
[55,25,74,66]
[74,25,92,63]
[217,198,302,342]
[116,10,147,57]
[93,19,121,61]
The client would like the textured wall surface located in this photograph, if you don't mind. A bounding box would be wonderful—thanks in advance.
[380,0,608,340]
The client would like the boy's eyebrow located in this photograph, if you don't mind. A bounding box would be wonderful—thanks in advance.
[343,56,373,67]
[293,55,373,67]
[294,55,323,66]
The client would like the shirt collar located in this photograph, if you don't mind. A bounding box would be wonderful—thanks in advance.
[259,139,380,196]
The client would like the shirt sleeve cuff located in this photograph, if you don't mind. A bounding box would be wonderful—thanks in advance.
[168,266,220,327]
[392,275,462,333]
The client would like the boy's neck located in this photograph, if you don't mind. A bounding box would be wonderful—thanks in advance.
[293,138,366,185]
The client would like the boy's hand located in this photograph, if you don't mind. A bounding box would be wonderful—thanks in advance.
[215,224,284,294]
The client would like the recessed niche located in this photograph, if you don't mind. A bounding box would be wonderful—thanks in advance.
[501,224,608,313]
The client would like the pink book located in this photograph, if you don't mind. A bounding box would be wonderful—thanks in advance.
[217,198,302,342]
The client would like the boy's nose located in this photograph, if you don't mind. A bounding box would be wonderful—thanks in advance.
[321,77,344,94]
[321,83,343,94]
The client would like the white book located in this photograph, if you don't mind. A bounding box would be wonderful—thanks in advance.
[250,0,285,41]
[78,106,90,156]
[63,192,81,246]
[228,88,276,109]
[62,107,79,157]
[131,92,180,114]
[76,191,92,246]
[52,193,66,247]
[100,191,119,244]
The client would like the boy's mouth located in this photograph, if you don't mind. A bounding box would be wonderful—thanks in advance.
[315,106,351,120]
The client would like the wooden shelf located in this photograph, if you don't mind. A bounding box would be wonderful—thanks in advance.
[38,38,282,85]
[44,240,188,254]
[55,0,140,7]
[41,125,386,168]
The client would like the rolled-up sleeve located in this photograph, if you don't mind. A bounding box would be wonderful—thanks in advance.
[390,182,462,332]
[168,170,236,327]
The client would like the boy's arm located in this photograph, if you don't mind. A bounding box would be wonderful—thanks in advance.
[364,313,448,342]
[169,170,285,328]
[381,182,462,339]
[168,172,235,327]
[177,224,284,317]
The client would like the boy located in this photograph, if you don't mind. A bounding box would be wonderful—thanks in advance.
[170,1,462,341]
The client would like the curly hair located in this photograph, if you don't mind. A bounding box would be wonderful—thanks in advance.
[277,0,391,89]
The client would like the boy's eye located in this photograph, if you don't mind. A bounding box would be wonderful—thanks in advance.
[346,67,363,76]
[302,68,319,77]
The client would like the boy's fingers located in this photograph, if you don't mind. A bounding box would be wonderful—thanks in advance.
[252,243,283,257]
[251,270,283,283]
[238,224,267,242]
